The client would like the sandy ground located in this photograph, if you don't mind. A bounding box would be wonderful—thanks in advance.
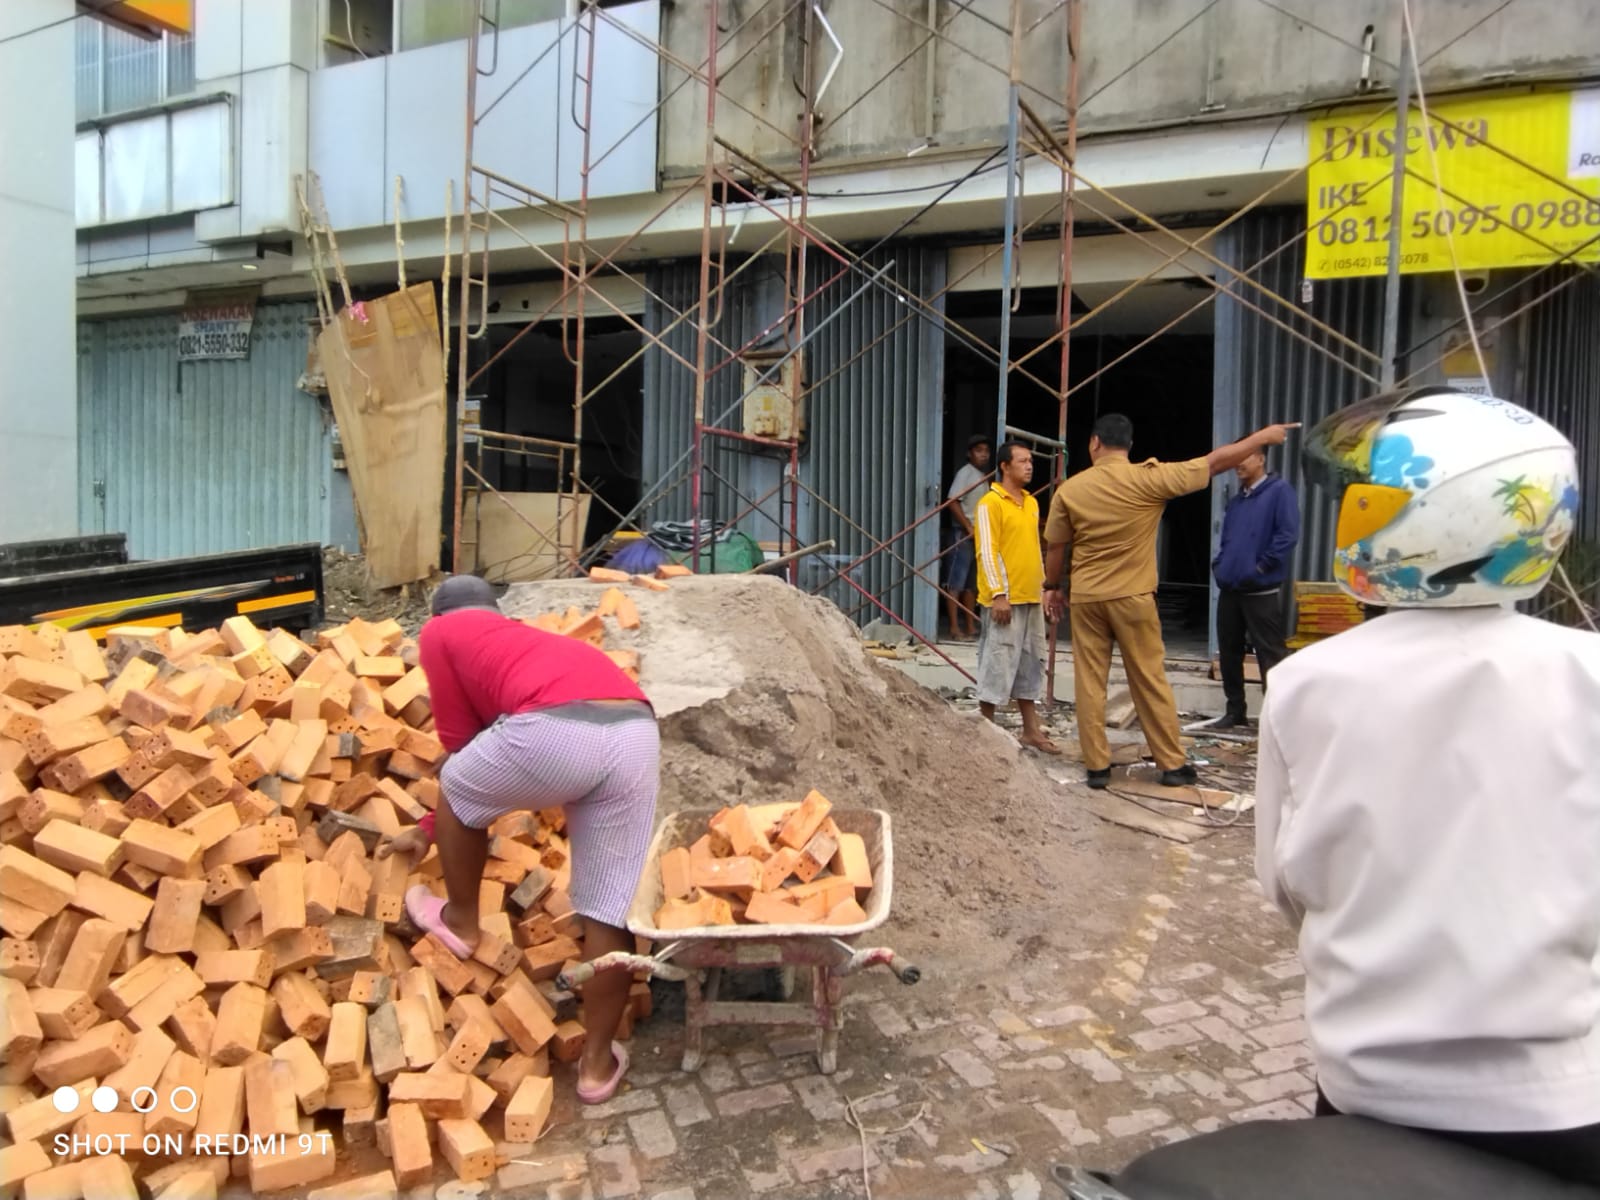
[500,575,1157,981]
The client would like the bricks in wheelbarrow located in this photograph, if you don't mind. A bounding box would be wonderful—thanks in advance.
[655,795,878,931]
[831,832,874,891]
[691,855,761,898]
[793,830,838,885]
[660,847,693,900]
[775,790,832,850]
[654,891,735,930]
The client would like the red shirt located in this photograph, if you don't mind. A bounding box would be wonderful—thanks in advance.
[417,609,649,751]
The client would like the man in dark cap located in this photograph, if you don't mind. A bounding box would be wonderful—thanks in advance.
[380,574,657,1105]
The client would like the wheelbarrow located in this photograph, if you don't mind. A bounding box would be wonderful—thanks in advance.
[558,808,920,1075]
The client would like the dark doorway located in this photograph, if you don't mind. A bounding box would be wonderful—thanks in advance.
[478,316,645,550]
[941,283,1215,649]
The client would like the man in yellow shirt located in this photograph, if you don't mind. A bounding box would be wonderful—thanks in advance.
[974,441,1060,754]
[1042,414,1298,789]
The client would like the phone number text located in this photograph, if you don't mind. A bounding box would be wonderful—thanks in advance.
[1315,198,1600,248]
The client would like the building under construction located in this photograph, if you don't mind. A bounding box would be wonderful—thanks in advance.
[52,0,1600,652]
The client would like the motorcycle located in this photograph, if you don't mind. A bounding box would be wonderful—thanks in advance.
[1051,1114,1599,1199]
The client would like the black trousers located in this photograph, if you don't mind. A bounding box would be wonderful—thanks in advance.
[1217,587,1289,717]
[1316,1089,1600,1189]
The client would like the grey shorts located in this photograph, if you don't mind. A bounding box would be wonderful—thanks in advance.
[976,602,1047,705]
[440,702,659,928]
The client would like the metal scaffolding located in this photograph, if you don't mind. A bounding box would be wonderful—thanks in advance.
[447,0,1600,681]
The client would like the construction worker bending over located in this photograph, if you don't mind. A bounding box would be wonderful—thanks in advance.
[973,440,1061,754]
[1257,390,1598,1186]
[380,574,657,1105]
[1042,414,1299,790]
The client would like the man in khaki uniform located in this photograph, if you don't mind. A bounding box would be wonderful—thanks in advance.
[1043,413,1298,789]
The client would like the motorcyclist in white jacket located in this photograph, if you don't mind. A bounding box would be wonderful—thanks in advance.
[1256,388,1600,1188]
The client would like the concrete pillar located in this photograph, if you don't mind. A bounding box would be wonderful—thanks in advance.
[192,0,314,243]
[0,0,78,542]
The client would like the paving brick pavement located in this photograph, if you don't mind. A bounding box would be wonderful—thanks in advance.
[427,827,1316,1200]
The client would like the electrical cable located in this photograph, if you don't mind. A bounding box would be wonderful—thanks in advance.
[342,0,369,59]
[1105,772,1254,830]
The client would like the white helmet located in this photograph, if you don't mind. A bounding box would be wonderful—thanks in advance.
[1303,388,1580,608]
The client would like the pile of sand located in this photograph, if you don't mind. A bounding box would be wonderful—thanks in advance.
[501,575,1141,974]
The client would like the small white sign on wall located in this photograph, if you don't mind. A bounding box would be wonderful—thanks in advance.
[178,290,257,361]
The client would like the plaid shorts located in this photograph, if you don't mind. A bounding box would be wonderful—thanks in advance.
[440,702,659,927]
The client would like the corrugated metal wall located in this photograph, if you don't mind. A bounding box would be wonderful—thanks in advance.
[1212,209,1388,590]
[640,245,946,634]
[801,246,945,635]
[1518,269,1600,546]
[77,302,332,559]
[640,257,779,529]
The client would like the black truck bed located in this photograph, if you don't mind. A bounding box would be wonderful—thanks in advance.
[0,542,325,635]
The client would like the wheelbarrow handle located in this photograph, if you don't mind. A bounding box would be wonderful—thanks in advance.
[556,951,691,992]
[887,953,921,985]
[831,945,921,984]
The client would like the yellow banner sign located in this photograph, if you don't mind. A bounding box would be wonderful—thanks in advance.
[1306,88,1600,279]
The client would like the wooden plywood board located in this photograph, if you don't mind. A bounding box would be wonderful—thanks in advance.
[318,284,447,588]
[1081,790,1217,844]
[470,493,591,584]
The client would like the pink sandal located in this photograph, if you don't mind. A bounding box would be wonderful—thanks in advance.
[404,886,474,959]
[576,1042,630,1106]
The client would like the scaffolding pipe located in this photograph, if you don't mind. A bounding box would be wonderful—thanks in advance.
[789,0,816,585]
[993,1,1024,453]
[1046,0,1080,706]
[568,1,600,573]
[1379,22,1413,389]
[690,0,720,573]
[451,5,484,573]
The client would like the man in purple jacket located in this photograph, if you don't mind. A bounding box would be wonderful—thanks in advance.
[1208,446,1300,728]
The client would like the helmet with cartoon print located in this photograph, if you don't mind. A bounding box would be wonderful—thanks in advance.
[1302,386,1580,608]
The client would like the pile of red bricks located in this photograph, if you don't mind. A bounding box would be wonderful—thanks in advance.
[0,573,670,1197]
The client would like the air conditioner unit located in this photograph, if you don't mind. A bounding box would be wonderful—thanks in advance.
[742,353,803,441]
